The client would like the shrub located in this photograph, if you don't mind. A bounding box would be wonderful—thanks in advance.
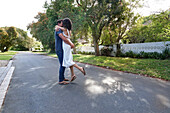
[76,51,95,55]
[101,47,113,56]
[122,48,169,60]
[125,51,134,58]
[139,51,145,58]
[162,48,170,59]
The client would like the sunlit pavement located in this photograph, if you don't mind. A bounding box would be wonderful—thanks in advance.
[1,52,170,113]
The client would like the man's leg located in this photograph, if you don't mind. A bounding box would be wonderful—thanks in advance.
[56,50,65,82]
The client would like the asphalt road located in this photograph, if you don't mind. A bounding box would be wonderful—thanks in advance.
[1,52,170,113]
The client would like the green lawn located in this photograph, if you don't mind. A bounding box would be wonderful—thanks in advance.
[0,51,17,55]
[48,53,58,58]
[0,51,17,60]
[73,54,170,80]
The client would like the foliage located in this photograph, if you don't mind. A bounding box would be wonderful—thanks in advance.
[100,27,117,46]
[27,12,50,51]
[50,0,88,53]
[28,1,88,53]
[28,0,142,56]
[0,27,18,52]
[126,10,170,43]
[76,51,95,55]
[76,0,128,56]
[101,47,113,56]
[107,0,142,56]
[11,28,33,51]
[120,48,170,60]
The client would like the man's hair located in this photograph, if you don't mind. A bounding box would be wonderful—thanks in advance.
[57,19,63,25]
[62,18,72,31]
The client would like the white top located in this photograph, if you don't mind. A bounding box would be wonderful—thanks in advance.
[62,29,75,68]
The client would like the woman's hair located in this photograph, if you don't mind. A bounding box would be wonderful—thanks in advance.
[62,18,72,31]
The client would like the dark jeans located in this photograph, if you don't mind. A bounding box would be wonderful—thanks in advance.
[56,50,66,82]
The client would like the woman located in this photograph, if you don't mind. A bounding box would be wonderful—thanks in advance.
[55,18,86,82]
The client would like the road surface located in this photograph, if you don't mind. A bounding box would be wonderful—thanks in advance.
[1,52,170,113]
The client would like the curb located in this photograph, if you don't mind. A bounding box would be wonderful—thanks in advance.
[0,67,15,111]
[0,60,13,86]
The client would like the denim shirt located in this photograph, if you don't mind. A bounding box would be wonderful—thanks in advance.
[55,29,63,52]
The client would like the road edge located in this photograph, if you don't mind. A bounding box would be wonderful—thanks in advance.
[0,67,15,112]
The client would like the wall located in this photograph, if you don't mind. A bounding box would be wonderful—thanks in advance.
[76,41,170,54]
[119,41,170,53]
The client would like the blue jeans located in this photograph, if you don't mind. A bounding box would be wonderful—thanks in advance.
[56,50,65,82]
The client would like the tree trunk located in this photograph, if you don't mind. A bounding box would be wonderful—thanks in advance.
[0,46,5,52]
[4,48,8,52]
[93,38,100,56]
[116,44,121,56]
[4,46,10,52]
[91,27,100,56]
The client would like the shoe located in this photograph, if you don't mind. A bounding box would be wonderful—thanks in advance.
[59,81,69,85]
[64,78,69,81]
[70,75,77,82]
[82,67,86,75]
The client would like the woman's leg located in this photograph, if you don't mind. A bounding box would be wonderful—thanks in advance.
[70,66,75,76]
[70,65,76,82]
[73,64,86,75]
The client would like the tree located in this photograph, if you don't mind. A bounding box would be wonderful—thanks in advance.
[0,27,18,52]
[125,17,147,43]
[11,28,33,51]
[51,0,88,53]
[27,12,50,51]
[76,0,126,56]
[126,9,170,43]
[0,28,8,52]
[108,0,141,56]
[145,10,170,42]
[100,27,116,46]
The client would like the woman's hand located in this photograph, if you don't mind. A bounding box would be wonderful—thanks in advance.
[70,43,75,49]
[55,25,60,31]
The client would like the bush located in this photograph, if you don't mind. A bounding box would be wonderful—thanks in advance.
[162,48,170,58]
[76,51,95,55]
[122,48,170,60]
[125,51,134,58]
[10,45,29,51]
[139,51,145,58]
[101,47,113,56]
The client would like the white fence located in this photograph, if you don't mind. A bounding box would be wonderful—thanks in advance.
[76,45,104,53]
[76,41,170,54]
[119,41,170,53]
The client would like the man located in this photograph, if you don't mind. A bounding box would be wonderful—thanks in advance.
[55,19,74,85]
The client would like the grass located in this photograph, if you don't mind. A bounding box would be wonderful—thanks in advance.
[0,51,18,60]
[0,51,17,55]
[42,52,170,80]
[48,53,58,58]
[0,55,13,60]
[73,54,170,80]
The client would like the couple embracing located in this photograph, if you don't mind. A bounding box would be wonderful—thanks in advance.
[55,18,86,85]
